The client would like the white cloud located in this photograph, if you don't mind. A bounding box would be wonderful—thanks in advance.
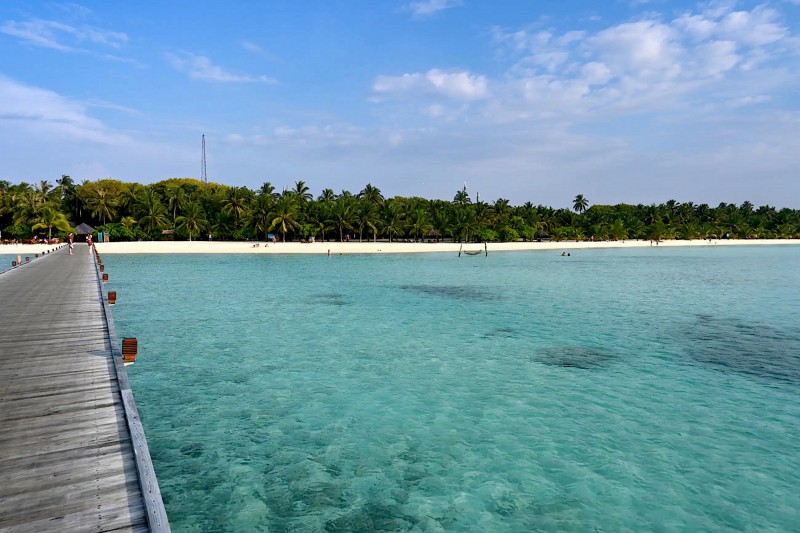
[407,0,463,17]
[581,62,613,85]
[728,94,771,107]
[693,40,740,78]
[719,6,786,46]
[240,40,264,54]
[0,75,130,145]
[674,14,717,40]
[0,18,127,51]
[357,1,799,205]
[0,76,198,183]
[1,19,72,50]
[477,1,796,123]
[165,52,276,83]
[589,20,683,81]
[373,69,488,101]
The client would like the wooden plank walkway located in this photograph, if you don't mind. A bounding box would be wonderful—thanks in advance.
[0,245,169,532]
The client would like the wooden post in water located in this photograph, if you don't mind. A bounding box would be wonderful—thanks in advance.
[108,291,117,305]
[100,264,105,272]
[122,338,137,365]
[102,273,108,283]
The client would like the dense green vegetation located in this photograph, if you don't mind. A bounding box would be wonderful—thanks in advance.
[1,177,798,242]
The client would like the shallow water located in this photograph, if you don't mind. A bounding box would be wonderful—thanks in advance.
[107,246,800,531]
[0,253,33,271]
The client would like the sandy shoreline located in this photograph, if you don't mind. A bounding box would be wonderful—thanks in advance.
[2,239,798,256]
[68,239,800,254]
[0,244,68,255]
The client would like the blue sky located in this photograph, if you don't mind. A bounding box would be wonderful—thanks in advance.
[1,1,799,208]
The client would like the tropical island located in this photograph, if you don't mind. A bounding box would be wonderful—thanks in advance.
[1,176,798,244]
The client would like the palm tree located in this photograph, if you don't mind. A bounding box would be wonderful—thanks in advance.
[643,204,663,225]
[679,221,703,240]
[452,206,480,242]
[56,175,74,200]
[329,197,357,242]
[355,202,381,242]
[573,194,589,214]
[428,206,452,242]
[120,183,145,217]
[589,223,609,241]
[120,216,137,229]
[493,198,511,218]
[407,207,431,241]
[86,187,117,225]
[248,194,276,240]
[472,202,494,231]
[664,199,680,223]
[31,207,72,239]
[358,183,384,205]
[269,195,301,242]
[564,225,586,241]
[318,188,336,202]
[293,180,313,203]
[208,211,233,240]
[136,189,169,236]
[36,180,54,198]
[223,187,249,229]
[382,202,405,242]
[164,183,188,223]
[306,201,333,242]
[453,185,471,206]
[175,202,208,241]
[13,190,48,225]
[259,181,278,198]
[608,219,628,241]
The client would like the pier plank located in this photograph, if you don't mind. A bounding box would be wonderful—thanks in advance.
[0,246,169,532]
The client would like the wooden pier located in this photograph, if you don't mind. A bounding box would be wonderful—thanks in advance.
[0,245,169,532]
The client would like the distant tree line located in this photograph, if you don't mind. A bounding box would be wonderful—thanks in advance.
[1,177,798,243]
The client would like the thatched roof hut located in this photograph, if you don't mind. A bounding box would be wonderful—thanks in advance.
[73,223,94,242]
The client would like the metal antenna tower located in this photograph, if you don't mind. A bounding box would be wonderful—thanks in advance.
[201,134,208,185]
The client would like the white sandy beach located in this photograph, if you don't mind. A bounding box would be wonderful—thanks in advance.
[2,239,798,257]
[0,244,69,256]
[67,239,800,254]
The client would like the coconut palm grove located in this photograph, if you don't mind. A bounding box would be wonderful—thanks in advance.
[1,176,798,243]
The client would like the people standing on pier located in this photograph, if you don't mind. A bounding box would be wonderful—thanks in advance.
[68,233,74,255]
[87,234,93,249]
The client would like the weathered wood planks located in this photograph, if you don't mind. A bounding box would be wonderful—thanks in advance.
[0,245,169,532]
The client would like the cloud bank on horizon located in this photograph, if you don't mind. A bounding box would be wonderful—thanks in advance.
[1,0,798,208]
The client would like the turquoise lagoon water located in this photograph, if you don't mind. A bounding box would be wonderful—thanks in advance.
[106,246,800,532]
[0,253,42,273]
[0,254,15,272]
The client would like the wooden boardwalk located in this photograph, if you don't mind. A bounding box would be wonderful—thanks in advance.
[0,245,169,532]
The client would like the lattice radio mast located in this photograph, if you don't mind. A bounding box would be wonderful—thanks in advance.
[201,134,208,185]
